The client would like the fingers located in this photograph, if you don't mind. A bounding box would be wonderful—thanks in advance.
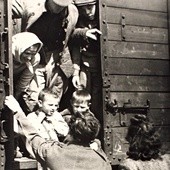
[86,33,97,40]
[88,28,102,35]
[72,76,80,88]
[86,28,102,40]
[4,95,14,106]
[95,29,102,35]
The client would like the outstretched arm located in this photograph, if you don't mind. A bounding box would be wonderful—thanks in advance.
[4,95,41,142]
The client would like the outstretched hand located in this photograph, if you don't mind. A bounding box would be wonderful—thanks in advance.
[4,95,23,113]
[86,28,102,40]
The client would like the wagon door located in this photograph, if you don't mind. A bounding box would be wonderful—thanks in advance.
[99,0,170,165]
[0,0,14,169]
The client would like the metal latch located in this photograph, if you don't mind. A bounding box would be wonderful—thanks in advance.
[106,99,150,116]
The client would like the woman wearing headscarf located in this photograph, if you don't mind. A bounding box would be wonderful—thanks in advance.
[12,32,43,99]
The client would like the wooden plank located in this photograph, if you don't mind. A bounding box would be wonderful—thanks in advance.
[109,75,170,92]
[109,92,170,108]
[107,58,170,76]
[168,0,170,57]
[106,7,167,28]
[107,24,168,43]
[156,126,170,142]
[106,0,167,12]
[107,41,169,60]
[107,127,170,144]
[149,109,170,125]
[108,126,170,148]
[14,157,37,169]
[107,109,170,126]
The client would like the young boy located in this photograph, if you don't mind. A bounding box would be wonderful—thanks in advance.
[61,87,102,150]
[70,0,103,124]
[26,88,69,159]
[5,95,112,170]
[60,87,93,124]
[27,88,69,140]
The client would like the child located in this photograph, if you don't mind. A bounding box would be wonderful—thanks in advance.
[26,88,69,159]
[5,95,112,170]
[60,86,93,124]
[61,87,102,151]
[70,0,103,123]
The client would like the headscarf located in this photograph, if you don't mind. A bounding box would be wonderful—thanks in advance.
[12,32,43,64]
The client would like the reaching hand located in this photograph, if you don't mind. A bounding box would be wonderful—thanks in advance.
[4,95,23,113]
[86,28,102,41]
[72,75,81,88]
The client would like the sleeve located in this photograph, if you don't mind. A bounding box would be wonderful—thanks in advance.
[60,109,72,124]
[52,112,69,136]
[15,67,35,99]
[14,110,61,163]
[69,32,84,73]
[72,28,89,39]
[12,0,24,18]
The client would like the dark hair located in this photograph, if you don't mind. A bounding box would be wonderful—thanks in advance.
[38,88,58,101]
[71,88,91,105]
[126,114,162,161]
[69,111,100,144]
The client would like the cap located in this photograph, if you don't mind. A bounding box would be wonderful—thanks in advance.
[53,0,72,7]
[74,0,96,6]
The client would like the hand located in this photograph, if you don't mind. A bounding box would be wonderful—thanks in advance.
[86,28,102,40]
[90,141,99,151]
[72,75,81,88]
[4,95,23,113]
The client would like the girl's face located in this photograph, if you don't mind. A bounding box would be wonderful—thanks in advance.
[21,45,38,63]
[79,4,96,20]
[72,101,90,114]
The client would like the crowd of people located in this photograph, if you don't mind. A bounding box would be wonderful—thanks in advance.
[10,0,112,169]
[4,0,170,169]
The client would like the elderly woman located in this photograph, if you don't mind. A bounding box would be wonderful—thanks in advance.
[118,114,170,170]
[5,95,112,170]
[12,32,43,99]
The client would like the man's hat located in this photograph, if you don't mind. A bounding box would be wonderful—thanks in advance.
[74,0,96,6]
[53,0,72,7]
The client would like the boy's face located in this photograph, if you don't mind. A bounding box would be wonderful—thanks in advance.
[79,4,96,20]
[40,95,59,116]
[72,101,90,114]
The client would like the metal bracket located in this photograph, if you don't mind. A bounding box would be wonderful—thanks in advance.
[121,13,126,41]
[0,28,9,70]
[106,99,150,116]
[0,119,8,143]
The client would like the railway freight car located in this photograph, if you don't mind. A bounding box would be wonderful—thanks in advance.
[99,0,170,166]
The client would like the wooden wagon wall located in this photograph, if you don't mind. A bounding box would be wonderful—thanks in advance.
[99,0,170,165]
